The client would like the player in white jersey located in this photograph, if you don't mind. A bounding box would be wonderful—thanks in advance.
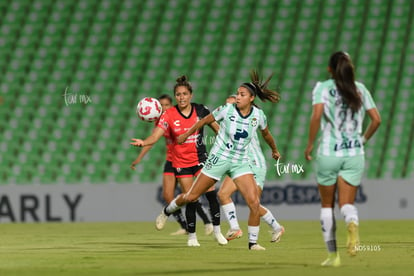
[305,51,381,266]
[153,70,281,250]
[218,95,285,243]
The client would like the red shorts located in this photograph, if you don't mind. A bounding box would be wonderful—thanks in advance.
[163,160,175,176]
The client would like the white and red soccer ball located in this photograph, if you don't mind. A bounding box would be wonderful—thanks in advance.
[136,97,162,122]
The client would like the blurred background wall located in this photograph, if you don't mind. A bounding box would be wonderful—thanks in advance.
[0,0,413,222]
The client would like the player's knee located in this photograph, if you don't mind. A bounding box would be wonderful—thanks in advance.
[217,190,227,204]
[247,198,260,213]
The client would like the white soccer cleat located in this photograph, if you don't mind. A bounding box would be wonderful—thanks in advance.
[249,244,266,251]
[170,228,188,236]
[155,210,168,230]
[204,223,213,236]
[271,226,285,243]
[225,229,243,241]
[187,238,201,247]
[214,232,228,245]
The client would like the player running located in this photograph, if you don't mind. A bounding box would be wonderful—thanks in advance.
[130,76,226,246]
[130,94,213,236]
[145,70,281,250]
[217,95,285,243]
[305,51,381,266]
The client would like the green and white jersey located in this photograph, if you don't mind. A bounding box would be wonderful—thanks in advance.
[312,79,377,157]
[248,131,266,169]
[211,103,267,163]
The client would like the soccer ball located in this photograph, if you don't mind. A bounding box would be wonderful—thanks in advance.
[136,97,162,122]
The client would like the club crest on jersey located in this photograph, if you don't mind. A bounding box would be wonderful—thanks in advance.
[251,118,258,127]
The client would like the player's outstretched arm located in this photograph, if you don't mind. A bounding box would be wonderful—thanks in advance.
[130,145,153,170]
[261,126,281,160]
[130,127,159,169]
[208,121,220,134]
[177,114,216,144]
[130,127,165,147]
[305,103,323,161]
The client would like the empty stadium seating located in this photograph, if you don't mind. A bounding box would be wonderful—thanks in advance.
[0,0,412,185]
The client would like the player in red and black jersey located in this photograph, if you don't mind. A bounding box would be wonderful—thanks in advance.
[131,76,227,246]
[130,94,213,236]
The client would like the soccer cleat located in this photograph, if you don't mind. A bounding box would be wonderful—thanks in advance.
[204,223,213,236]
[155,210,169,230]
[321,252,341,267]
[214,232,228,245]
[271,226,285,243]
[170,228,188,236]
[347,221,360,256]
[249,244,266,251]
[187,238,201,247]
[225,229,243,241]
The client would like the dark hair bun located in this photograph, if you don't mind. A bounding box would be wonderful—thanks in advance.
[176,75,188,84]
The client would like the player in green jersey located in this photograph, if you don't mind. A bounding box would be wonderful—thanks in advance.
[218,95,284,243]
[155,70,281,250]
[305,51,381,266]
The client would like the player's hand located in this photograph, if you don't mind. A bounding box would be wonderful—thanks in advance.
[177,134,187,145]
[130,138,145,147]
[272,150,281,160]
[304,144,313,161]
[130,160,140,170]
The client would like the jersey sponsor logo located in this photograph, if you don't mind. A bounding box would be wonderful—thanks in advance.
[334,139,362,151]
[173,120,180,126]
[234,129,248,140]
[229,115,250,126]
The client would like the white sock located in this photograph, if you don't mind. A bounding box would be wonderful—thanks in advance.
[320,208,337,253]
[165,198,180,214]
[188,232,197,240]
[213,225,222,234]
[221,202,240,230]
[340,204,359,225]
[248,225,260,244]
[261,207,281,231]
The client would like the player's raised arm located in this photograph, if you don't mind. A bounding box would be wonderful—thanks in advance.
[177,113,216,144]
[130,127,165,147]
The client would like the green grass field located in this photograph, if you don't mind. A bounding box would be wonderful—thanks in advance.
[0,220,413,275]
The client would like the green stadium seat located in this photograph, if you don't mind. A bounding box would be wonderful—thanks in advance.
[0,0,412,185]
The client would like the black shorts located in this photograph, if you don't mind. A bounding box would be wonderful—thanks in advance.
[163,160,175,175]
[174,163,204,178]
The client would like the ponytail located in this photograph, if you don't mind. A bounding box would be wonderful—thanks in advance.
[329,51,362,113]
[241,70,280,103]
